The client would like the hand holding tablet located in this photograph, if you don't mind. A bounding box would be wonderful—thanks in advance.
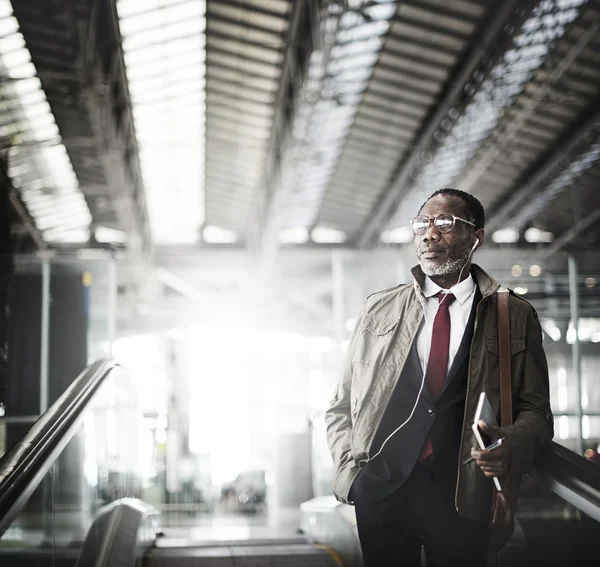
[465,392,511,491]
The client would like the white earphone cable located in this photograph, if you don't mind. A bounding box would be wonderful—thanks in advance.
[360,237,479,466]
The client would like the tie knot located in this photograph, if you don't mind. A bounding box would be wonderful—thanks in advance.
[437,292,456,306]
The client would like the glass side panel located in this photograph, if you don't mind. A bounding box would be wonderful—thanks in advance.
[499,473,600,565]
[0,367,143,564]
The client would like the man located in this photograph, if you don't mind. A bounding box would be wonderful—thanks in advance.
[325,189,553,566]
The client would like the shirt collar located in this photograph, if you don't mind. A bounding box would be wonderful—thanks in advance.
[423,273,476,305]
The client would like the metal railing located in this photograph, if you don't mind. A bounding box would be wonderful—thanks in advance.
[0,359,120,538]
[533,441,600,522]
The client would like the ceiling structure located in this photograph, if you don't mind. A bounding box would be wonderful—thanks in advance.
[3,0,600,338]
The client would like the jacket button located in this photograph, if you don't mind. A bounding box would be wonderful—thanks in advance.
[428,408,434,416]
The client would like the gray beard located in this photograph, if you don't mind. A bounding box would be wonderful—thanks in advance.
[420,247,472,278]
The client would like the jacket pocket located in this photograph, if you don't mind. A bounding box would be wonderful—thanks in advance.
[352,314,398,366]
[485,337,526,357]
[485,337,526,393]
[333,462,361,505]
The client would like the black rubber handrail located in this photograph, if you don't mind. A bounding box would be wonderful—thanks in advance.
[0,359,121,539]
[533,441,600,522]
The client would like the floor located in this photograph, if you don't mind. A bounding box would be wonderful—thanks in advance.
[156,506,305,547]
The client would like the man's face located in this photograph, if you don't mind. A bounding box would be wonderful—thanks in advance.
[414,194,476,278]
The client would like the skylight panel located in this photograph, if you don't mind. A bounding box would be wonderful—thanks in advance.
[285,2,396,232]
[0,31,23,52]
[119,0,203,35]
[0,14,17,36]
[128,64,201,92]
[44,227,90,244]
[0,0,91,244]
[95,226,128,244]
[386,0,586,232]
[129,77,204,103]
[122,17,204,51]
[123,35,202,67]
[117,0,206,243]
[126,50,203,81]
[509,138,600,231]
[117,0,182,18]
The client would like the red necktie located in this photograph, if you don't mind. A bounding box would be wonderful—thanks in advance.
[419,292,456,462]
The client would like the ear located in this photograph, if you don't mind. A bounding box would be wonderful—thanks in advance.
[474,229,484,249]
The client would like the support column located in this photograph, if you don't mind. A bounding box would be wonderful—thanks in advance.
[107,249,117,356]
[0,142,11,415]
[39,252,52,414]
[331,250,344,349]
[568,255,583,455]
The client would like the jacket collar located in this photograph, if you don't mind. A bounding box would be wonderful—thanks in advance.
[410,263,501,300]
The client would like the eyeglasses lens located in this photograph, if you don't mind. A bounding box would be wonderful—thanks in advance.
[434,214,455,233]
[412,214,455,234]
[412,217,430,235]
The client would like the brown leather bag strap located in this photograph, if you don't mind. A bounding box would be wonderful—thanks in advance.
[497,288,513,427]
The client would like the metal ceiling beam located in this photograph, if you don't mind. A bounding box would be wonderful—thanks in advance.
[356,0,533,249]
[205,30,285,51]
[209,0,289,21]
[527,205,600,264]
[11,0,151,257]
[76,0,151,256]
[459,19,599,196]
[246,0,320,261]
[207,12,286,41]
[486,100,600,234]
[8,190,47,251]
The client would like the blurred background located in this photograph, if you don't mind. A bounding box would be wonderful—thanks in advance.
[0,0,600,564]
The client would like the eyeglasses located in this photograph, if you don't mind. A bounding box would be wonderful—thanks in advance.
[410,213,476,235]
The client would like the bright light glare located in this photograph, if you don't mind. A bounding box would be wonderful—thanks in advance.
[95,226,128,244]
[541,318,561,341]
[566,319,600,344]
[529,264,542,277]
[381,226,414,244]
[524,227,554,243]
[203,225,239,244]
[582,415,589,440]
[492,228,520,243]
[188,323,337,487]
[311,226,347,244]
[278,227,309,244]
[558,415,569,440]
[557,366,567,411]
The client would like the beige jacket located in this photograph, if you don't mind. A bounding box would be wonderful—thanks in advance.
[325,264,554,521]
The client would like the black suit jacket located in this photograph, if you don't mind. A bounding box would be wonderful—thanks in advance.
[351,289,481,507]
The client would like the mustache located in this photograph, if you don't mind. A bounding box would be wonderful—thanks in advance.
[418,244,448,255]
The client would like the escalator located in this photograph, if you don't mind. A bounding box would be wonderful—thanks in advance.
[0,359,599,566]
[0,360,340,566]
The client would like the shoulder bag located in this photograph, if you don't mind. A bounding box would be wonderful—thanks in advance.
[488,287,519,551]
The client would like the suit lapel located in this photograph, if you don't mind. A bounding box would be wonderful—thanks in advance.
[441,287,481,396]
[407,333,433,404]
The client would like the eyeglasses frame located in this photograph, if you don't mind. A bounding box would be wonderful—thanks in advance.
[410,213,477,235]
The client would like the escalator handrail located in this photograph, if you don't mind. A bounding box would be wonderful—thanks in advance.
[533,440,600,522]
[0,358,121,538]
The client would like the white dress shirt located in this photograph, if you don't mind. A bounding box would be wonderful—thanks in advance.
[416,274,477,373]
